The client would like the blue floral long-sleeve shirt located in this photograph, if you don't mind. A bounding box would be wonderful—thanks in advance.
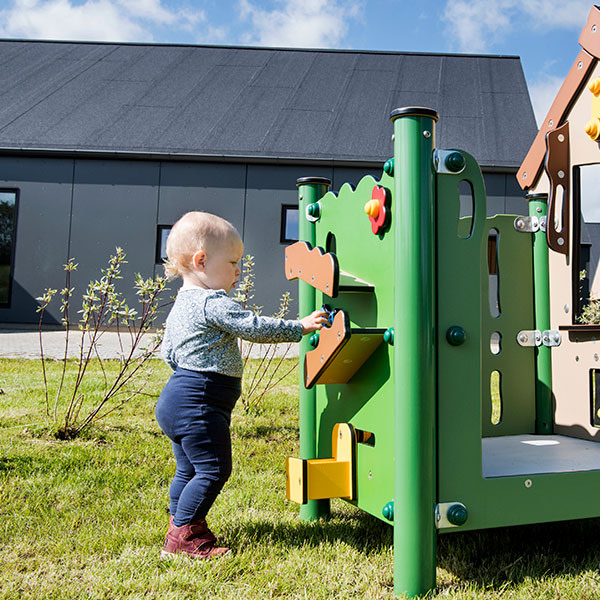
[161,287,303,377]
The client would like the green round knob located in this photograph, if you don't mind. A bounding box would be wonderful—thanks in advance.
[445,151,465,173]
[446,325,466,346]
[307,202,321,218]
[383,158,394,176]
[447,503,468,526]
[383,327,394,345]
[309,332,320,347]
[382,501,394,521]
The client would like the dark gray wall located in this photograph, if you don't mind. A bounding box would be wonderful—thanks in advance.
[0,156,528,325]
[0,157,73,324]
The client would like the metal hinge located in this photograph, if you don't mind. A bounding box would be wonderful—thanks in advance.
[517,330,561,347]
[542,329,562,347]
[514,216,540,233]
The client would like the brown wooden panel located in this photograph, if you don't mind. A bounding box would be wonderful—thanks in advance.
[517,50,595,191]
[304,310,385,388]
[284,240,339,297]
[579,5,600,59]
[545,122,570,255]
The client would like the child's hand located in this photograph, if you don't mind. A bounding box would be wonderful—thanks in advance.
[300,310,328,334]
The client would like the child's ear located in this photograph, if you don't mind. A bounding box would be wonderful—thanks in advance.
[192,250,206,270]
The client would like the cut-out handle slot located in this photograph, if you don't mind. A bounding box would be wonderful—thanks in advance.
[488,229,501,319]
[490,370,502,425]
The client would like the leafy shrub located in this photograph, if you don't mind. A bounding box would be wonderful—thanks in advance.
[36,248,168,439]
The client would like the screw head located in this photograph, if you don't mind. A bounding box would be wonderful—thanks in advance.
[382,501,394,521]
[383,158,394,176]
[444,151,465,173]
[446,326,466,346]
[423,130,431,138]
[383,327,395,345]
[447,503,468,526]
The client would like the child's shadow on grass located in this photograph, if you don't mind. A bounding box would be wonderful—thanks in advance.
[437,518,600,588]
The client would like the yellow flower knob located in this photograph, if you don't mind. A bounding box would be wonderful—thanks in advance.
[589,77,600,97]
[364,199,379,218]
[585,117,600,141]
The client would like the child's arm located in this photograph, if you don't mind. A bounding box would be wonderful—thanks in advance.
[160,329,178,371]
[205,292,325,343]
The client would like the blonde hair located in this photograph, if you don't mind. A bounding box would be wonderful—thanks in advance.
[164,211,241,280]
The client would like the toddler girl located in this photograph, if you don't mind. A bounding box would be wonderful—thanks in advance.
[155,211,325,559]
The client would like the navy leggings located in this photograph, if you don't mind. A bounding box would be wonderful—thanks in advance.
[155,368,241,526]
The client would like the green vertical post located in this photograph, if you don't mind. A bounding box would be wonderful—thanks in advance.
[390,107,438,598]
[528,193,553,434]
[296,176,332,522]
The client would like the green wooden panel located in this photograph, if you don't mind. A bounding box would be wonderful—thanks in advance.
[308,170,396,521]
[436,152,600,532]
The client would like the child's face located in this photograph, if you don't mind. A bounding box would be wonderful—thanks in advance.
[195,236,243,293]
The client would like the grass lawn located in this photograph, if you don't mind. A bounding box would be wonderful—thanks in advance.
[1,358,600,599]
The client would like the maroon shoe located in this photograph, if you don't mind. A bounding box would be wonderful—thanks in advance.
[161,518,230,559]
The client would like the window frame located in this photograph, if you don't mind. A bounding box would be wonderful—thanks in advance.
[0,188,19,308]
[280,204,299,244]
[156,225,172,265]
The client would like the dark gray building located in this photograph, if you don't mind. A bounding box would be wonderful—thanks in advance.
[0,40,536,324]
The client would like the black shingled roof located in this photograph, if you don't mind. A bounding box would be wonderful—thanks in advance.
[0,40,536,169]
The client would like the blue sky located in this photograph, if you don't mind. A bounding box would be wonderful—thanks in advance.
[0,0,595,126]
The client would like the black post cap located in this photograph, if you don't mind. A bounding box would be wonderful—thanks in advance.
[390,107,439,122]
[296,177,332,187]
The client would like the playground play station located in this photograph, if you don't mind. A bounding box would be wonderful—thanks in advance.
[283,6,600,597]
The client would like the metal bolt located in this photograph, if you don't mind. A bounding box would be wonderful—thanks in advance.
[558,170,565,179]
[423,130,431,138]
[519,334,528,343]
[523,172,527,179]
[564,304,570,313]
[536,207,542,213]
[368,471,373,479]
[594,354,598,362]
[579,61,583,69]
[594,25,597,32]
[516,218,525,229]
[525,479,532,488]
[576,356,580,362]
[553,333,560,343]
[549,119,554,127]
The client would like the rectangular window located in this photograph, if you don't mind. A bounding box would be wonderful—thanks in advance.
[156,225,171,264]
[281,205,299,243]
[0,190,18,306]
[575,165,600,320]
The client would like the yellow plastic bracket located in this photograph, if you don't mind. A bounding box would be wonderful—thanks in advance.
[286,423,356,504]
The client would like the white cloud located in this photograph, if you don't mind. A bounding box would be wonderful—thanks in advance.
[528,73,564,127]
[443,0,591,53]
[0,0,205,42]
[238,0,363,48]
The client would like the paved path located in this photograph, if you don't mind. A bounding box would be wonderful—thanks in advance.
[0,327,299,360]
